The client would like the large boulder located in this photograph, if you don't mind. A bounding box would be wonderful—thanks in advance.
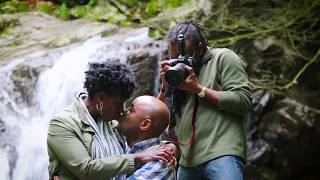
[246,90,320,180]
[0,12,117,66]
[147,0,213,30]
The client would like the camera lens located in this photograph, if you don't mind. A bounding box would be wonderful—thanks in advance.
[165,63,188,86]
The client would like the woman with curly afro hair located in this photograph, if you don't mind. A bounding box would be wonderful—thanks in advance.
[47,60,174,180]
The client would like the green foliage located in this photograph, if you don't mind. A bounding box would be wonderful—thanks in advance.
[88,11,104,21]
[163,0,182,8]
[109,13,127,24]
[125,0,137,7]
[146,0,159,16]
[144,0,183,17]
[59,0,90,7]
[148,29,161,39]
[35,3,56,14]
[55,3,70,20]
[0,28,13,38]
[0,0,28,14]
[86,0,98,9]
[0,0,187,28]
[70,6,86,18]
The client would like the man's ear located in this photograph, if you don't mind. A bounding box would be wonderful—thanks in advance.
[140,119,152,131]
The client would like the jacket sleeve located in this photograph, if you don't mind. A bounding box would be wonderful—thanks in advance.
[47,118,135,180]
[216,49,253,115]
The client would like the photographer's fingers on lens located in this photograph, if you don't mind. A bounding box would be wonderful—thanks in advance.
[160,60,171,67]
[185,65,195,76]
[160,64,170,75]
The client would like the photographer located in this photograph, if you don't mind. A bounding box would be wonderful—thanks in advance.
[159,20,252,180]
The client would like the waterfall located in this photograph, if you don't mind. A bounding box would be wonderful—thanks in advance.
[0,28,164,180]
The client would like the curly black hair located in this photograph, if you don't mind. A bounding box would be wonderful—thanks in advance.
[84,60,136,99]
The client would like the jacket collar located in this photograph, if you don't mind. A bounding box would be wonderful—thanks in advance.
[72,93,94,133]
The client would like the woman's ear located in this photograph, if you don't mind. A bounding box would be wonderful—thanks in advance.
[140,119,152,131]
[94,91,106,101]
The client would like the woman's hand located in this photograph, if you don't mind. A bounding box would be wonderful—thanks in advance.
[133,144,174,164]
[159,143,177,168]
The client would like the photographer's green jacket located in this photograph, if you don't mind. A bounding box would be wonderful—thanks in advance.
[47,96,135,180]
[175,48,252,167]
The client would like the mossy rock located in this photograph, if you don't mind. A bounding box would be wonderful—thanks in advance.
[0,14,20,31]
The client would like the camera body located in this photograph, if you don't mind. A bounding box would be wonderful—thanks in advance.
[165,22,201,86]
[165,55,195,86]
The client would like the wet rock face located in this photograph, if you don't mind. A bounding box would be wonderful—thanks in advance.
[247,37,296,81]
[10,65,40,105]
[261,99,320,179]
[147,0,213,30]
[0,118,19,179]
[0,12,117,66]
[127,41,166,98]
[244,35,320,180]
[246,91,320,180]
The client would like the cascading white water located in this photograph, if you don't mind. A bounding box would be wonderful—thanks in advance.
[0,28,162,180]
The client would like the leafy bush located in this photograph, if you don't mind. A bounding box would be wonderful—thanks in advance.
[0,0,28,14]
[58,0,90,7]
[70,6,86,18]
[55,3,70,20]
[35,2,56,14]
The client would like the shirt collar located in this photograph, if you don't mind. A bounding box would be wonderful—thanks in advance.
[202,46,214,64]
[128,138,160,154]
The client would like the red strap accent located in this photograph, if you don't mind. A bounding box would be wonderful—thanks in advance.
[169,95,199,146]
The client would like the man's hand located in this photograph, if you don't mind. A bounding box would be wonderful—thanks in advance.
[177,65,202,94]
[160,60,173,91]
[133,144,174,164]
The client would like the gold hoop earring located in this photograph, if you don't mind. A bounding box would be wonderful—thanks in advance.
[96,101,103,116]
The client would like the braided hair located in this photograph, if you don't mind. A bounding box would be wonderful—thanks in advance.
[167,20,208,54]
[167,20,209,118]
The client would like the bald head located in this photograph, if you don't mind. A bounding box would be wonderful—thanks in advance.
[132,96,170,137]
[117,95,170,143]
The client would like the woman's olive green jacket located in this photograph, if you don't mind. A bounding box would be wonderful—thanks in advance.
[47,96,135,180]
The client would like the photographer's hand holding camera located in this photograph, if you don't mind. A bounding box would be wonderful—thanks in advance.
[158,20,253,180]
[159,21,219,104]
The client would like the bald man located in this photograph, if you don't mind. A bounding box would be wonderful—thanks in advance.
[117,95,175,180]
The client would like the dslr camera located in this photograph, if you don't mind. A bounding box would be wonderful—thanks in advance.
[165,22,200,86]
[165,55,195,86]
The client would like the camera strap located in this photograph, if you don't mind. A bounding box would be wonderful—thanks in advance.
[168,95,199,146]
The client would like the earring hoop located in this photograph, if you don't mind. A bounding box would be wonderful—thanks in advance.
[96,101,103,116]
